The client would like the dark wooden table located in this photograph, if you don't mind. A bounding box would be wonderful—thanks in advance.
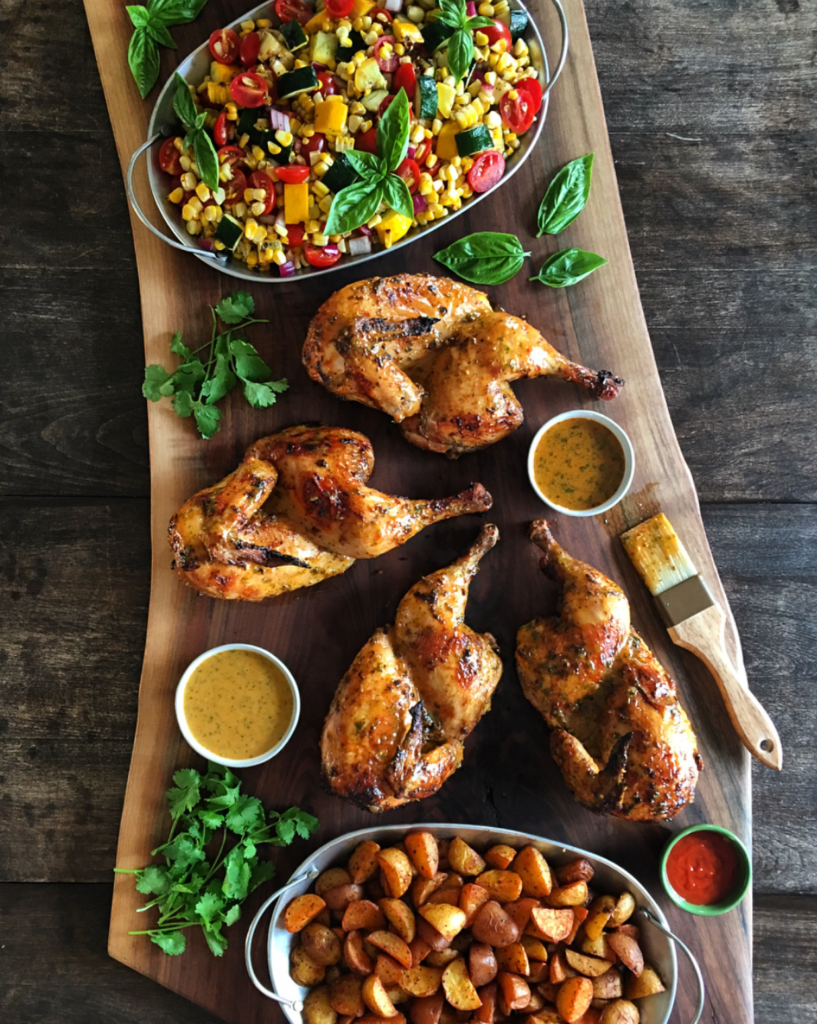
[1,0,815,1021]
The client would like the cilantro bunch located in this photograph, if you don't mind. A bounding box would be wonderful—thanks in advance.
[143,291,289,439]
[434,0,494,83]
[127,0,209,98]
[115,763,319,957]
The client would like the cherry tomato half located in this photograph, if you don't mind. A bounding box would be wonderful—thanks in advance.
[316,71,339,96]
[304,243,342,267]
[223,168,248,206]
[395,157,421,193]
[213,111,230,147]
[480,19,512,51]
[276,165,311,184]
[303,132,327,155]
[158,136,183,175]
[275,0,312,25]
[499,89,534,134]
[248,171,276,214]
[229,71,270,108]
[373,35,399,72]
[414,136,433,165]
[216,144,246,167]
[209,28,240,64]
[355,127,379,154]
[286,224,306,246]
[378,92,414,119]
[325,0,354,16]
[393,63,417,100]
[467,150,505,192]
[371,6,393,21]
[239,30,261,67]
[515,76,543,112]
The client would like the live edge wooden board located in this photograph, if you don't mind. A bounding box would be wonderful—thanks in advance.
[85,0,753,1021]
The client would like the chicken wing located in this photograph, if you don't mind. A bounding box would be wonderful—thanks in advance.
[303,274,623,456]
[515,520,701,821]
[321,525,502,811]
[169,425,492,600]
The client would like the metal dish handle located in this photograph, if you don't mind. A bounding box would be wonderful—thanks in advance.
[542,0,570,98]
[244,868,320,1010]
[125,129,229,265]
[638,909,706,1024]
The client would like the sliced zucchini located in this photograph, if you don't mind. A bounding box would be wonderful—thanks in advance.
[277,65,320,98]
[322,152,359,193]
[455,124,493,157]
[422,21,454,54]
[238,108,271,147]
[509,8,528,42]
[310,30,339,68]
[337,28,367,56]
[215,214,244,251]
[280,19,309,51]
[414,75,438,119]
[361,87,389,112]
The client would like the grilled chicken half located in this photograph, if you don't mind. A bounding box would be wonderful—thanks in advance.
[322,525,502,811]
[516,520,702,821]
[303,274,623,456]
[169,425,492,600]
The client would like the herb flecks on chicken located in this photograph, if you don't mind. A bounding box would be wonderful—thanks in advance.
[516,520,702,822]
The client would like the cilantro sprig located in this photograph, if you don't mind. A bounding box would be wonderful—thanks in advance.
[434,0,494,83]
[127,0,210,98]
[115,763,319,957]
[143,291,289,439]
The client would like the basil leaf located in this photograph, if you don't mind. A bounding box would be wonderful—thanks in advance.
[146,17,177,48]
[325,179,384,235]
[437,0,466,27]
[446,29,473,84]
[537,154,595,236]
[383,174,414,221]
[433,232,530,285]
[173,72,199,128]
[376,88,410,172]
[126,5,150,27]
[128,28,160,98]
[193,130,219,191]
[465,15,494,29]
[148,0,209,23]
[530,248,608,287]
[344,149,386,182]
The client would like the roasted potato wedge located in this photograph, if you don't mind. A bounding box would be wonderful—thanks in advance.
[416,915,452,952]
[411,872,448,908]
[555,859,595,886]
[409,989,444,1024]
[325,884,366,913]
[330,974,365,1016]
[468,942,499,987]
[303,985,339,1024]
[362,974,399,1017]
[565,949,613,978]
[528,907,574,943]
[512,847,553,898]
[485,845,517,870]
[459,883,491,926]
[375,953,406,989]
[442,957,482,1011]
[476,870,524,903]
[546,881,589,907]
[418,903,467,941]
[624,965,665,1000]
[549,951,578,985]
[608,893,636,928]
[368,930,413,969]
[496,942,530,976]
[302,923,344,966]
[285,894,328,934]
[317,869,353,896]
[556,976,594,1023]
[448,838,487,877]
[584,896,616,941]
[348,840,381,884]
[342,899,387,932]
[401,964,443,998]
[497,971,531,1011]
[379,897,417,943]
[606,932,643,977]
[378,849,415,899]
[519,935,548,962]
[474,982,498,1024]
[504,897,541,933]
[291,945,327,986]
[472,901,520,948]
[405,833,440,880]
[593,969,624,1000]
[344,929,374,975]
[424,948,461,968]
[600,999,640,1024]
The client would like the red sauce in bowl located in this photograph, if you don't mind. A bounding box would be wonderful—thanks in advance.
[666,831,741,905]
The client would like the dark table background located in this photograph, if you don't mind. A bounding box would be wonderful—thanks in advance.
[1,0,815,1020]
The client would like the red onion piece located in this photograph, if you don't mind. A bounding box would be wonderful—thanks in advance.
[407,145,416,158]
[279,260,297,277]
[197,238,216,252]
[412,193,428,214]
[466,1,477,14]
[359,224,373,236]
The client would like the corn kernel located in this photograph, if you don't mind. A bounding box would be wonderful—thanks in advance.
[313,180,330,197]
[318,195,333,213]
[478,2,494,14]
[181,204,197,222]
[179,155,192,172]
[233,201,248,219]
[168,187,184,204]
[251,201,266,216]
[194,182,210,202]
[367,214,382,228]
[246,251,259,267]
[185,219,202,235]
[257,17,272,27]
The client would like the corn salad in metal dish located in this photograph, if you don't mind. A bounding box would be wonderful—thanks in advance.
[157,0,545,275]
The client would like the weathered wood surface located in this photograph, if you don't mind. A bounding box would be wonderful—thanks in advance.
[1,0,815,1021]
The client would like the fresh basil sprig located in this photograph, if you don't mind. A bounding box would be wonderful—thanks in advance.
[434,0,494,82]
[434,232,531,285]
[530,248,608,288]
[173,72,219,191]
[127,0,209,98]
[537,154,595,236]
[325,91,414,236]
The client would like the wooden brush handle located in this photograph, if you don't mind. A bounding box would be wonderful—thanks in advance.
[669,605,783,770]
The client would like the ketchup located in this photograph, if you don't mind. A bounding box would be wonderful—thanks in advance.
[666,831,740,905]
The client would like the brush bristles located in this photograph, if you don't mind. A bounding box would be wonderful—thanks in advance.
[621,513,698,596]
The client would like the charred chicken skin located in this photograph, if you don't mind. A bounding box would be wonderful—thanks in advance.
[516,520,701,821]
[303,274,623,456]
[322,525,502,811]
[169,425,492,601]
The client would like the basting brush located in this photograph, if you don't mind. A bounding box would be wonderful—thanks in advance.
[621,512,782,770]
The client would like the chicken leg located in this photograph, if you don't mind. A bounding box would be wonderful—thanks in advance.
[516,520,701,822]
[322,526,502,811]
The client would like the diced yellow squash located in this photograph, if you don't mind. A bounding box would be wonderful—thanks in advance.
[314,100,349,133]
[210,61,236,83]
[436,120,459,161]
[351,0,376,16]
[304,9,333,34]
[436,82,457,119]
[310,30,339,69]
[284,181,310,224]
[393,20,424,45]
[376,210,413,247]
[355,57,387,92]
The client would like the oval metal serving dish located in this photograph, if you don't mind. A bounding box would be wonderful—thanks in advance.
[128,0,568,282]
[249,823,680,1024]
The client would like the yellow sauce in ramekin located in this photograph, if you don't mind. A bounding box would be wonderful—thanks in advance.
[183,649,294,760]
[533,417,626,511]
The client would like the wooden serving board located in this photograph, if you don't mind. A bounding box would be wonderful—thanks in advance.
[86,0,754,1020]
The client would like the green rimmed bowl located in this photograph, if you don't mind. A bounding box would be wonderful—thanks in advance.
[661,824,752,916]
